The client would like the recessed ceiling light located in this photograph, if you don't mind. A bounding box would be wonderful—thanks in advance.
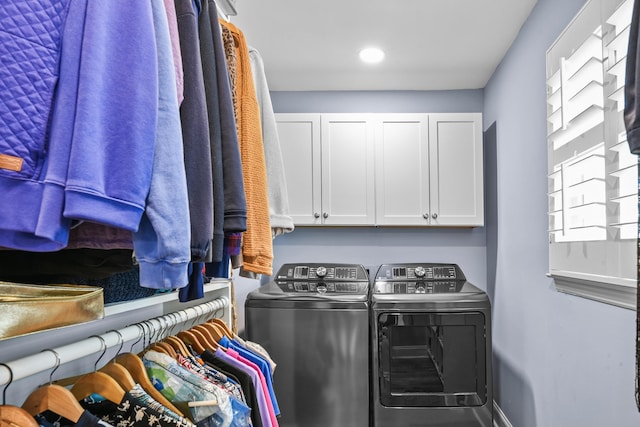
[359,47,385,64]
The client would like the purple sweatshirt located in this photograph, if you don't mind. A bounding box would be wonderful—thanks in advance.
[0,0,158,250]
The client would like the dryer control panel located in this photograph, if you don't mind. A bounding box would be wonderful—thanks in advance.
[274,263,370,294]
[373,263,466,294]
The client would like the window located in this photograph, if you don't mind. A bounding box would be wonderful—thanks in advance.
[546,0,637,309]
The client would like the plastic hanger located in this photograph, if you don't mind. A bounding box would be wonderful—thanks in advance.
[20,351,84,423]
[114,353,184,417]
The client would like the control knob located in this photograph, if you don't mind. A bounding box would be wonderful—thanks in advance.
[316,266,327,277]
[414,266,426,278]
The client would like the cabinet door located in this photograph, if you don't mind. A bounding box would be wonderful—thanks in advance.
[428,113,484,226]
[321,114,376,225]
[374,114,431,225]
[276,114,322,225]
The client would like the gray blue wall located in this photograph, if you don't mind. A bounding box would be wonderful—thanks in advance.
[483,0,640,425]
[236,0,640,425]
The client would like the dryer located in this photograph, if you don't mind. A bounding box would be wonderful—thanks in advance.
[370,263,492,427]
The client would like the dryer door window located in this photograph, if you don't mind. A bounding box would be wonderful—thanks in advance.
[377,311,487,407]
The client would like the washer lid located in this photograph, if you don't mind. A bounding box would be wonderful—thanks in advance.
[247,263,371,301]
[373,263,482,295]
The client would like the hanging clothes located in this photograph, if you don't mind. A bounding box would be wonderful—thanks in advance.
[79,384,193,427]
[174,0,215,264]
[219,20,274,277]
[34,409,115,427]
[135,0,191,289]
[248,47,294,238]
[0,0,157,251]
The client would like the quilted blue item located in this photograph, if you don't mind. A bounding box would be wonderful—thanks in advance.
[0,0,72,179]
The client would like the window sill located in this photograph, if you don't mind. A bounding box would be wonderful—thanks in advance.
[548,271,636,310]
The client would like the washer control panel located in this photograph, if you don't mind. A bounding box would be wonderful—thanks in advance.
[275,263,369,294]
[373,263,466,294]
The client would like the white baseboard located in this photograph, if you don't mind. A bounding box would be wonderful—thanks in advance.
[493,401,513,427]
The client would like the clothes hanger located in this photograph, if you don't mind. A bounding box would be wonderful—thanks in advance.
[21,350,84,423]
[70,371,125,404]
[69,336,126,404]
[193,323,222,348]
[164,336,192,356]
[99,331,135,391]
[0,363,39,427]
[209,318,234,338]
[191,324,219,350]
[176,330,207,354]
[149,342,177,359]
[114,353,184,417]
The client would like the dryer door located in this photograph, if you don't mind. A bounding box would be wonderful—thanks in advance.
[377,311,487,407]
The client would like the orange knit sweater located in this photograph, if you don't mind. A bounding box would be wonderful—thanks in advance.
[220,20,273,276]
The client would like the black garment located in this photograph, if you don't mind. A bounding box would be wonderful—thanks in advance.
[35,409,113,427]
[80,391,189,427]
[0,249,133,280]
[625,0,640,153]
[201,349,263,427]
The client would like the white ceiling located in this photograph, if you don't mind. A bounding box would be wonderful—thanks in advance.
[231,0,538,91]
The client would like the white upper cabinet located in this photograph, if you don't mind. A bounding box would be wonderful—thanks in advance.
[428,113,484,226]
[276,113,375,225]
[276,114,321,225]
[374,114,431,225]
[277,112,484,227]
[320,114,376,225]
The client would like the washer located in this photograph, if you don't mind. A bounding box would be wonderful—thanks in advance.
[245,263,370,427]
[370,263,493,427]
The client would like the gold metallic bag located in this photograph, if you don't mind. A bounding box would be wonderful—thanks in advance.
[0,282,104,340]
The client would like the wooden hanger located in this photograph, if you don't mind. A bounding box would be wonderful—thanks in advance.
[176,330,206,354]
[114,353,183,417]
[70,372,125,404]
[0,405,39,427]
[22,385,84,423]
[148,343,175,359]
[20,350,84,423]
[194,324,222,348]
[209,318,234,338]
[0,363,39,427]
[164,336,191,357]
[191,325,219,350]
[99,363,135,391]
[201,322,226,343]
[153,341,178,359]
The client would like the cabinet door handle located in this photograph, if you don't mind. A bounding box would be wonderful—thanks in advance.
[323,212,329,219]
[423,213,429,219]
[314,213,320,219]
[432,213,438,219]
